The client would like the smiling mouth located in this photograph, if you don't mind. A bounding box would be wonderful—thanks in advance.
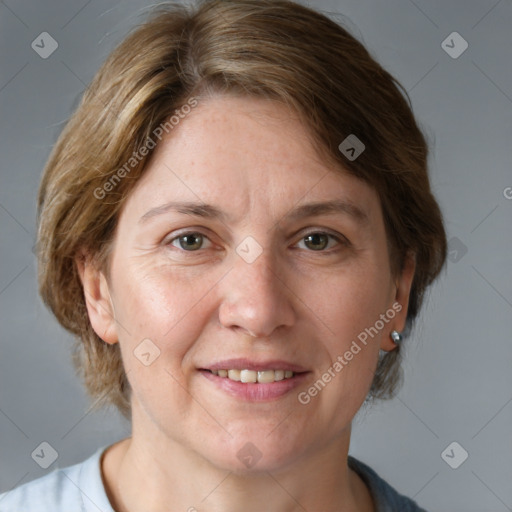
[206,369,296,383]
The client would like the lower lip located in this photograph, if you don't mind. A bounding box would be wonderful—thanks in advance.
[200,370,309,402]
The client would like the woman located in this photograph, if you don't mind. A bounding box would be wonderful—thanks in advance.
[0,0,446,510]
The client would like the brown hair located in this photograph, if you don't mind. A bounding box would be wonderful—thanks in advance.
[37,0,446,420]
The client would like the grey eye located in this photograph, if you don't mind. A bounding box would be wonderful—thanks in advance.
[171,233,206,251]
[298,232,340,251]
[304,233,329,251]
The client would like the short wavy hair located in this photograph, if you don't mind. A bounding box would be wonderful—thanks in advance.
[36,0,446,420]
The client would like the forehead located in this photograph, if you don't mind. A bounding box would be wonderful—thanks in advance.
[122,95,382,226]
[152,95,326,178]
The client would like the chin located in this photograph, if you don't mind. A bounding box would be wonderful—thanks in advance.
[199,432,305,474]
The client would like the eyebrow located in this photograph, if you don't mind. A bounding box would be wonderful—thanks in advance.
[139,199,368,225]
[139,201,229,224]
[283,199,368,225]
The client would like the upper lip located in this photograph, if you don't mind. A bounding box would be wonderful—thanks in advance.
[200,358,309,373]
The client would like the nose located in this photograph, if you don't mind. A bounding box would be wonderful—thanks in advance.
[218,247,296,339]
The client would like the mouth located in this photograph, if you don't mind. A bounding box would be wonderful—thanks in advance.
[206,368,296,383]
[198,359,310,401]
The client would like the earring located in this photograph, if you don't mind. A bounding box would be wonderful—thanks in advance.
[390,330,402,345]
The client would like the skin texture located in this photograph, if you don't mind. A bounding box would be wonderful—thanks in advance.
[78,95,415,512]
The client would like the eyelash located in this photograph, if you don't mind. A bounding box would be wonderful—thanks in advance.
[165,229,348,254]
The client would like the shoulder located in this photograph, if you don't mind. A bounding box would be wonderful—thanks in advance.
[348,456,428,512]
[0,445,114,512]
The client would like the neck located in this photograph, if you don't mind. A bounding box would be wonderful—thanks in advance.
[102,414,373,512]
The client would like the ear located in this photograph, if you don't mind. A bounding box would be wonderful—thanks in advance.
[380,251,416,351]
[76,253,118,345]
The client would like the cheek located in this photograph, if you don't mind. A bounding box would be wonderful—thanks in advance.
[300,261,392,402]
[309,262,393,344]
[110,259,226,366]
[109,264,219,421]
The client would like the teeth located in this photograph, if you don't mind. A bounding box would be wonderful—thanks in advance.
[241,370,257,383]
[210,369,295,383]
[227,369,241,381]
[256,370,275,383]
[274,370,285,381]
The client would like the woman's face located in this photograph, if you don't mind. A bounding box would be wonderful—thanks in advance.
[85,95,413,472]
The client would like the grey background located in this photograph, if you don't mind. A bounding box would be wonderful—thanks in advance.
[0,0,511,510]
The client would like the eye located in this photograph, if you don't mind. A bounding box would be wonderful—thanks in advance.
[166,230,346,253]
[296,231,344,252]
[168,231,213,251]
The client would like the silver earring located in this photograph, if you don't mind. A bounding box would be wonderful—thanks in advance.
[390,330,402,344]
